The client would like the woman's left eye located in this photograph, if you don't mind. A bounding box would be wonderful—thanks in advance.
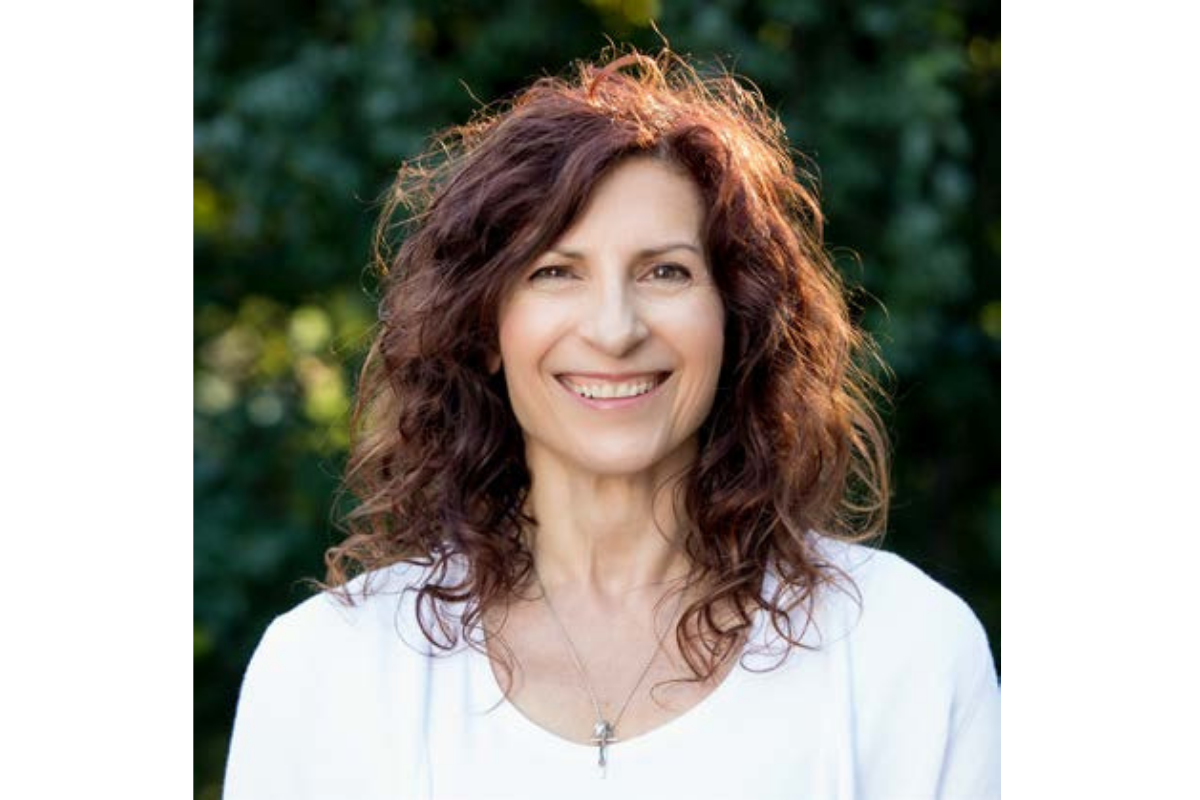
[647,263,692,282]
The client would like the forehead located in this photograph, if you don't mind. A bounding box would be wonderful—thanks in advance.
[549,157,706,254]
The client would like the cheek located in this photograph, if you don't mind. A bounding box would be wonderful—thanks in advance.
[701,308,726,373]
[684,298,726,421]
[497,296,571,408]
[681,293,726,376]
[497,299,548,370]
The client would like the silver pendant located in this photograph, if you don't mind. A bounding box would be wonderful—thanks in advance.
[591,720,617,775]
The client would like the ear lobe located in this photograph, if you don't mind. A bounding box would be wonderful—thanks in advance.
[487,351,502,375]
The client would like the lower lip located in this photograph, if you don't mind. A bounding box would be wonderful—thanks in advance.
[556,374,670,410]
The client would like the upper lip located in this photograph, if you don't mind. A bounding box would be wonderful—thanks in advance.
[555,371,668,381]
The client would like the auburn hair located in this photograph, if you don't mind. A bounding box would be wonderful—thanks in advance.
[324,48,890,686]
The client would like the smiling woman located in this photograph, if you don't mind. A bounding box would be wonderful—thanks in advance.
[497,157,724,480]
[223,48,998,799]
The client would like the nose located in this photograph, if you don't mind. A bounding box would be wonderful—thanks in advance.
[577,279,648,357]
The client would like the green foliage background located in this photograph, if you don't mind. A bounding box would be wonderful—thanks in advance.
[195,1,999,795]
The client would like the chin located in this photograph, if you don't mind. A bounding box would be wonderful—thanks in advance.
[571,455,667,478]
[559,434,696,479]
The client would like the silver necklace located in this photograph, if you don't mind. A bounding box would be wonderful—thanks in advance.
[532,565,687,777]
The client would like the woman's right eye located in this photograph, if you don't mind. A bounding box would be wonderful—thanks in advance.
[529,266,572,281]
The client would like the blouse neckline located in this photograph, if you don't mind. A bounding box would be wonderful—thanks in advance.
[469,595,767,758]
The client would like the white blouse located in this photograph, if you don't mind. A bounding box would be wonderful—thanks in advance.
[224,539,999,799]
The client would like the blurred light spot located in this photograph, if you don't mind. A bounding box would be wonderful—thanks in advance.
[247,392,285,426]
[328,289,377,353]
[931,7,965,39]
[980,301,1001,340]
[758,21,793,51]
[257,334,292,379]
[410,17,436,50]
[585,0,659,26]
[196,372,238,414]
[239,296,285,329]
[201,325,262,379]
[857,6,898,36]
[296,356,349,423]
[932,163,972,207]
[326,422,350,451]
[288,305,333,354]
[194,178,222,235]
[968,36,1001,73]
[900,124,935,170]
[194,623,214,659]
[195,304,232,338]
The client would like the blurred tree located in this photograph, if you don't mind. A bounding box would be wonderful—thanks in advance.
[195,0,998,794]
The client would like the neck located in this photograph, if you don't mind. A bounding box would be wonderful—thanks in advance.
[522,444,697,606]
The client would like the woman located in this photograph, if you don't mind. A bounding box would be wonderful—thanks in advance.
[224,49,998,799]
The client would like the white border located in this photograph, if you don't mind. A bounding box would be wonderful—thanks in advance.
[1,2,192,794]
[1004,2,1199,795]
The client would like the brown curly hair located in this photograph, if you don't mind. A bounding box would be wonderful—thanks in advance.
[324,48,890,685]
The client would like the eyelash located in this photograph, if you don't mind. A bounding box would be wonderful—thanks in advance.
[529,266,573,281]
[528,263,693,282]
[648,263,692,282]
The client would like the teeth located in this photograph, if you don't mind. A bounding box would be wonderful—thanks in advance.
[562,376,661,400]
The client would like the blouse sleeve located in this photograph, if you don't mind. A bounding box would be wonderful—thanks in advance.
[936,616,1001,800]
[222,616,316,800]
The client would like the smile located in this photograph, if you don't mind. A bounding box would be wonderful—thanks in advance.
[555,372,671,406]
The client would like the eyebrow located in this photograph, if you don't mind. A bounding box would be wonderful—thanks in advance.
[545,242,703,260]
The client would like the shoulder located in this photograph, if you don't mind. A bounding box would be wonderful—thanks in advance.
[807,538,1000,797]
[815,537,987,636]
[226,560,454,797]
[254,557,463,669]
[272,560,420,631]
[810,537,995,678]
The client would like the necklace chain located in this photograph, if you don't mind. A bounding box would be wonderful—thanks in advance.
[531,564,688,775]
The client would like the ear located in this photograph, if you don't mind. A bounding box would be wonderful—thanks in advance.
[487,350,502,375]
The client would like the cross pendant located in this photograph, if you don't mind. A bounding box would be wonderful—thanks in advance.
[591,720,617,776]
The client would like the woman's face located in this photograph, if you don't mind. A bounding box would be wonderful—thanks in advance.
[496,157,725,478]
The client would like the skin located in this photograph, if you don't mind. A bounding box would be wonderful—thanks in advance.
[495,156,725,609]
[487,157,745,742]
